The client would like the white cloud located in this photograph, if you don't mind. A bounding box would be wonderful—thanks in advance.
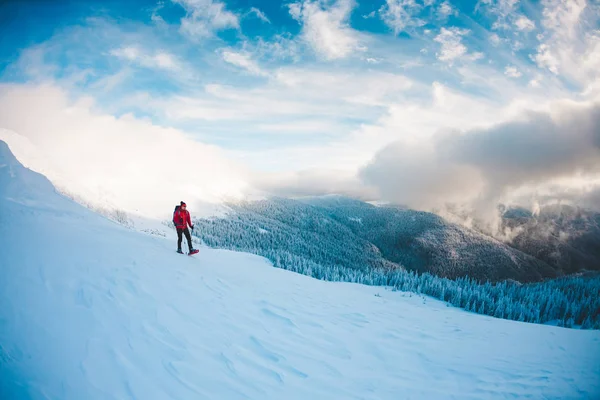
[435,28,468,62]
[434,27,482,64]
[151,2,167,26]
[0,84,249,217]
[514,15,535,31]
[504,65,522,78]
[13,45,59,80]
[381,81,514,137]
[265,69,412,108]
[438,1,458,19]
[257,120,336,132]
[480,0,521,30]
[532,0,599,88]
[252,34,302,61]
[533,43,560,74]
[289,0,362,60]
[110,47,182,72]
[254,168,376,199]
[249,7,270,23]
[379,0,425,35]
[512,40,525,51]
[489,33,502,46]
[173,0,239,38]
[528,74,543,87]
[359,98,600,225]
[135,68,414,132]
[89,69,131,92]
[481,0,538,36]
[153,52,180,70]
[221,50,266,76]
[111,46,141,61]
[238,70,576,197]
[540,0,586,37]
[468,52,485,61]
[363,10,376,19]
[498,0,520,14]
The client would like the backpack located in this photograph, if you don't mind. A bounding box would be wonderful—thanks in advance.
[173,205,181,225]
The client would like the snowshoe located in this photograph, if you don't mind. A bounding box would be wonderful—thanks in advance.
[177,249,184,254]
[188,249,199,256]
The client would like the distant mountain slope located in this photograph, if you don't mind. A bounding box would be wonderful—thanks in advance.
[198,197,400,273]
[502,205,600,276]
[313,196,559,282]
[209,196,556,282]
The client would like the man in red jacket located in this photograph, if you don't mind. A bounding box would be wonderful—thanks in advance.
[173,201,197,254]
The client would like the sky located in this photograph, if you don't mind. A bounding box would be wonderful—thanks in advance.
[0,0,599,229]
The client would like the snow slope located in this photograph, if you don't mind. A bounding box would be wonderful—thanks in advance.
[0,139,599,399]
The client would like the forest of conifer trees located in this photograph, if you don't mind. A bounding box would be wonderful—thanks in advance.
[189,198,600,329]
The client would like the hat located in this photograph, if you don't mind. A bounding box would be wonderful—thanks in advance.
[180,201,186,206]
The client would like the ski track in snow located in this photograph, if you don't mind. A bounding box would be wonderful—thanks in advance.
[1,140,600,399]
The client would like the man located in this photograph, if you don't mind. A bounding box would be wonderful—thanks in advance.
[173,201,197,254]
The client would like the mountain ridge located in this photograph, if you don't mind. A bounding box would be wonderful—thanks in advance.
[204,196,562,283]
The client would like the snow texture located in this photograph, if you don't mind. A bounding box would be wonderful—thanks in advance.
[1,139,599,399]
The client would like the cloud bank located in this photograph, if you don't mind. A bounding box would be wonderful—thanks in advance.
[0,84,249,217]
[359,99,600,225]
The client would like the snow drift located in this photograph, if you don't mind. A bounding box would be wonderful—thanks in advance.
[0,140,599,399]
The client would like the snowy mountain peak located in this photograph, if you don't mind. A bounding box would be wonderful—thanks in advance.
[0,140,62,208]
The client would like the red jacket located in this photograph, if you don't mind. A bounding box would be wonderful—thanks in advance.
[173,208,193,230]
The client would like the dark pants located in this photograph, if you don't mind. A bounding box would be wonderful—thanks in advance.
[177,228,193,251]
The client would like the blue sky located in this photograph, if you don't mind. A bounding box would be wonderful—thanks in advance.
[0,0,599,222]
